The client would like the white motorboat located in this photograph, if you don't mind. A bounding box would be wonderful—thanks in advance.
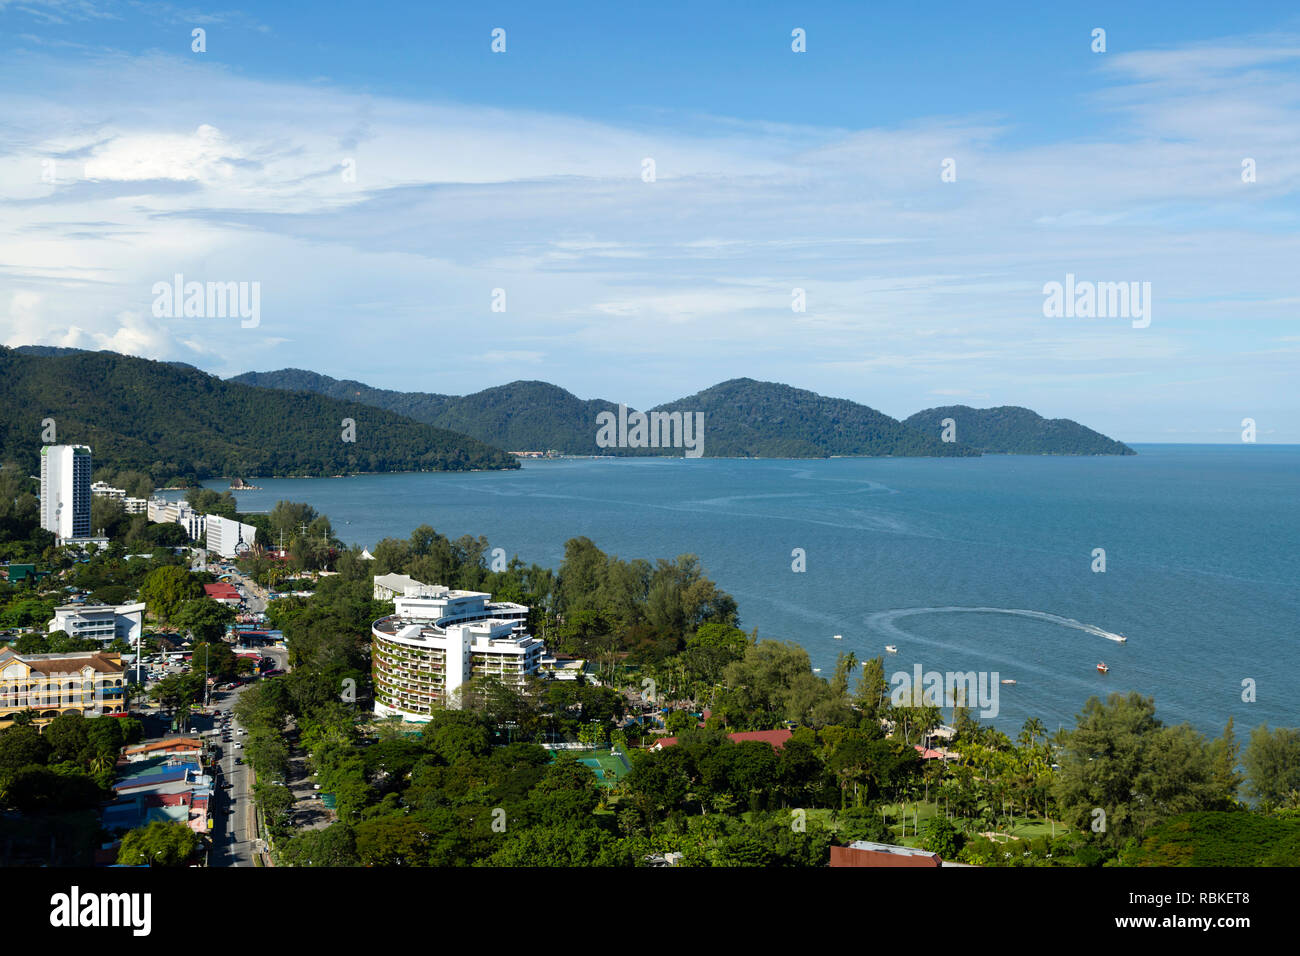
[885,645,898,654]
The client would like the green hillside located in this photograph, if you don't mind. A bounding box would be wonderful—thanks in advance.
[904,405,1135,455]
[0,348,519,481]
[233,369,979,458]
[648,378,978,457]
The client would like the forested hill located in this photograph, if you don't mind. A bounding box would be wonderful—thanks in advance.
[904,405,1135,455]
[0,348,519,481]
[648,379,978,457]
[232,370,619,454]
[233,369,979,458]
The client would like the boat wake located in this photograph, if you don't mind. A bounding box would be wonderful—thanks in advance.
[865,606,1129,645]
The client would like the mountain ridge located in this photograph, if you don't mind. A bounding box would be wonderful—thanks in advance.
[0,348,520,480]
[231,368,1131,458]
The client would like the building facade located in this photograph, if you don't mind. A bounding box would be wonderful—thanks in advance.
[91,482,147,513]
[147,497,207,539]
[40,444,92,541]
[204,514,258,559]
[0,649,125,726]
[48,602,146,645]
[372,585,543,721]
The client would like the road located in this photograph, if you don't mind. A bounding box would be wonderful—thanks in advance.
[207,684,264,867]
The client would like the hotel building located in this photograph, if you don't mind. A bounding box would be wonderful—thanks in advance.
[40,444,92,541]
[371,584,544,721]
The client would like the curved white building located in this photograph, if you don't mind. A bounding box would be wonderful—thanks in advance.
[371,584,545,721]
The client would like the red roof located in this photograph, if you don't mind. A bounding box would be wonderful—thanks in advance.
[204,583,240,600]
[656,728,793,751]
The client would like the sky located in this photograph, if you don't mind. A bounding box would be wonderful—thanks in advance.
[1,0,1297,442]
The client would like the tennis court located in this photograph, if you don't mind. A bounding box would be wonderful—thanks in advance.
[552,748,631,787]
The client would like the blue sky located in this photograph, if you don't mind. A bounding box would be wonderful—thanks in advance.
[1,0,1298,441]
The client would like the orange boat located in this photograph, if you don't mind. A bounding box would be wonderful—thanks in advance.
[1097,662,1109,674]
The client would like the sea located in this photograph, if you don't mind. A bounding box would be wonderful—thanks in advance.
[200,444,1299,738]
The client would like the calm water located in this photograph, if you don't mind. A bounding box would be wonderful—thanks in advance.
[207,445,1299,737]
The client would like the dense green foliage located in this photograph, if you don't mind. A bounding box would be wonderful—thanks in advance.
[233,370,982,458]
[0,347,519,482]
[904,405,1134,455]
[0,714,141,812]
[1120,810,1300,866]
[116,819,200,866]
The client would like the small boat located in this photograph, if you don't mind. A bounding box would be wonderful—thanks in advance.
[1115,634,1127,643]
[1097,662,1109,674]
[833,634,842,640]
[885,645,898,654]
[813,667,822,673]
[1000,679,1016,685]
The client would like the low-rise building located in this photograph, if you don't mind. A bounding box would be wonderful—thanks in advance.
[203,582,242,606]
[48,602,145,644]
[0,649,125,726]
[121,737,203,763]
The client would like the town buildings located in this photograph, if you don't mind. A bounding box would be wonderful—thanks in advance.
[145,498,257,559]
[90,481,148,514]
[371,585,544,720]
[39,444,92,541]
[0,648,125,727]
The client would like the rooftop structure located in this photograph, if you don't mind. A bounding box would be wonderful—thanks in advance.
[830,841,944,868]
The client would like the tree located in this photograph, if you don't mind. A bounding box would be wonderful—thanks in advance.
[1243,725,1300,809]
[0,724,51,777]
[116,820,199,866]
[1053,693,1233,848]
[173,598,236,643]
[140,565,202,623]
[280,823,358,866]
[922,815,964,859]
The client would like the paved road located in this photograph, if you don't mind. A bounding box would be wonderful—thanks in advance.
[207,685,263,867]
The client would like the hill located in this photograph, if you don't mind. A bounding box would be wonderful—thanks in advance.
[0,348,519,481]
[903,405,1134,455]
[232,370,620,454]
[233,369,978,458]
[648,378,976,457]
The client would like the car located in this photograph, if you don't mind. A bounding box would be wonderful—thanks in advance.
[234,757,242,764]
[234,743,243,749]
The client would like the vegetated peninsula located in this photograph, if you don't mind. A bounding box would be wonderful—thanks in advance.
[1,347,519,482]
[232,370,980,458]
[903,405,1135,456]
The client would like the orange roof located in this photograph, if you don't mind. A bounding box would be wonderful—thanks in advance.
[124,737,202,754]
[656,728,793,750]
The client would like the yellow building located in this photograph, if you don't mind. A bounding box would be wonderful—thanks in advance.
[0,649,126,727]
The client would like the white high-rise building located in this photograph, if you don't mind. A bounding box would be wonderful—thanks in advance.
[40,445,92,541]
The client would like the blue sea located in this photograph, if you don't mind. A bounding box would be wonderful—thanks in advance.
[205,445,1299,737]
